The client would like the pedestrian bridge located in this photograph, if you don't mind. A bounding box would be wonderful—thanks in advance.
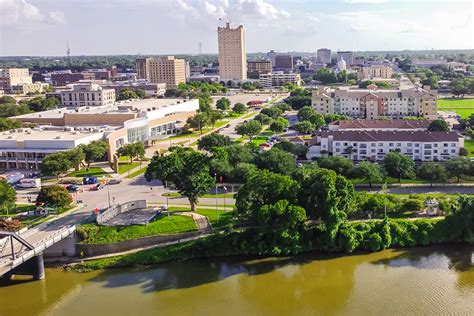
[0,224,76,280]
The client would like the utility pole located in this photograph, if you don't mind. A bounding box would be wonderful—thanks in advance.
[66,40,71,66]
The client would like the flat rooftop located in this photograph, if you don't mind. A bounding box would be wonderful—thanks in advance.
[13,98,193,119]
[0,127,107,141]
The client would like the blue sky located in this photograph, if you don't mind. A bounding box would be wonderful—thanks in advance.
[0,0,473,56]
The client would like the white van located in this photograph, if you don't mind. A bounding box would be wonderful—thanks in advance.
[16,178,41,189]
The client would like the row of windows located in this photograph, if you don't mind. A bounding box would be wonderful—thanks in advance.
[334,142,457,148]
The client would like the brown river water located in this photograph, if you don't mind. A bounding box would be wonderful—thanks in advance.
[1,245,473,315]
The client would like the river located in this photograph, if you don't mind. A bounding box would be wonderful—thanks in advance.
[1,245,473,315]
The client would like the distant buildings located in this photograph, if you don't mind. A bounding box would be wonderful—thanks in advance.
[136,56,186,88]
[103,81,166,97]
[0,68,32,91]
[307,130,463,162]
[217,23,247,81]
[60,82,116,107]
[247,60,272,79]
[359,64,394,80]
[311,86,438,119]
[274,54,293,70]
[317,48,332,64]
[51,72,95,86]
[259,72,301,88]
[337,51,355,66]
[11,82,50,95]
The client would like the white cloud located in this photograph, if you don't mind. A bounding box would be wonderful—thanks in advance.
[173,0,290,26]
[0,0,66,29]
[344,0,389,3]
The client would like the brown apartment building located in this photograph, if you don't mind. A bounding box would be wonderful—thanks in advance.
[247,60,272,79]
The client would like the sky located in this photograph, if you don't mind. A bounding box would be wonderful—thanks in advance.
[0,0,473,56]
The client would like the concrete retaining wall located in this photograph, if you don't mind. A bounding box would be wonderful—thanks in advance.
[96,200,147,224]
[76,231,201,257]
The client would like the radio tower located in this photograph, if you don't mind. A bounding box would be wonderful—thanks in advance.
[66,40,71,66]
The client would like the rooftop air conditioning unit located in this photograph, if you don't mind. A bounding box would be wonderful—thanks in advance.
[55,136,63,139]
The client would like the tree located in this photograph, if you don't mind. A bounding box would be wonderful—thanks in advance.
[25,97,59,112]
[207,110,223,127]
[197,134,231,151]
[36,185,72,208]
[273,139,308,157]
[297,106,317,121]
[64,147,85,170]
[231,162,258,182]
[254,113,272,125]
[187,113,210,134]
[261,107,282,119]
[145,148,214,212]
[241,81,256,91]
[225,144,258,166]
[293,120,316,134]
[0,180,16,214]
[427,120,450,132]
[132,142,145,160]
[117,143,135,164]
[445,157,471,183]
[0,96,16,104]
[269,118,289,133]
[235,170,299,219]
[324,113,350,124]
[227,80,235,87]
[81,140,108,168]
[314,67,338,84]
[417,162,447,186]
[398,199,424,213]
[117,88,139,100]
[41,152,72,179]
[318,156,355,177]
[0,118,21,131]
[284,95,311,110]
[356,161,384,188]
[232,102,247,114]
[383,152,415,183]
[236,120,262,139]
[198,94,213,112]
[255,148,297,176]
[216,97,231,111]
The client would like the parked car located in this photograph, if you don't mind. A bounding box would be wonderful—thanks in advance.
[225,124,231,128]
[83,177,97,185]
[108,178,122,185]
[93,183,105,191]
[66,185,80,192]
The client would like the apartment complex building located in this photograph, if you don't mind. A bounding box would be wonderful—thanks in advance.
[274,54,293,70]
[328,119,432,131]
[11,82,50,95]
[60,82,116,107]
[311,86,438,119]
[0,68,32,91]
[259,72,301,88]
[359,64,394,80]
[317,48,332,64]
[217,23,247,81]
[247,60,272,79]
[11,98,199,170]
[136,56,186,88]
[337,51,355,65]
[307,131,463,162]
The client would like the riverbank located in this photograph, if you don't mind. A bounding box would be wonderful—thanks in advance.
[71,215,472,272]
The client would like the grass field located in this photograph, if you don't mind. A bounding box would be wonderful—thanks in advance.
[167,207,236,229]
[118,162,140,174]
[169,120,229,139]
[163,192,235,198]
[78,214,197,244]
[464,139,474,157]
[67,167,109,178]
[438,98,474,118]
[0,204,36,216]
[250,135,269,146]
[125,167,147,179]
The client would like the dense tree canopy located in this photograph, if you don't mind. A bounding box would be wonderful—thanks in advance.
[36,185,72,208]
[427,119,450,132]
[145,148,214,211]
[383,152,415,182]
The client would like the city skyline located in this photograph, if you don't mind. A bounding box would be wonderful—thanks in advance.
[0,0,473,56]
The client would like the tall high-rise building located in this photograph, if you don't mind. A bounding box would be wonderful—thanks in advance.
[274,54,293,70]
[317,48,332,64]
[136,56,186,88]
[217,23,247,81]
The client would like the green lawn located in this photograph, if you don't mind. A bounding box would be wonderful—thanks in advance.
[162,192,234,198]
[250,135,269,146]
[67,167,109,178]
[438,98,474,118]
[118,162,140,174]
[167,207,236,229]
[464,139,474,157]
[0,204,36,216]
[125,167,147,179]
[352,177,429,185]
[170,120,229,139]
[78,214,198,244]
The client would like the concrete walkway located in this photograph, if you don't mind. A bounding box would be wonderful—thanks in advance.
[180,212,212,233]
